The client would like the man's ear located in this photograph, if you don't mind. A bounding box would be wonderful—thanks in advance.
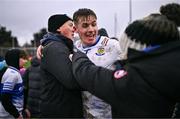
[56,28,61,33]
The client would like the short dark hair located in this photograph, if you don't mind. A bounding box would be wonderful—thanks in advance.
[73,8,97,25]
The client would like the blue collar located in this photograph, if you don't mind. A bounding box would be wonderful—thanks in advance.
[9,66,20,72]
[143,45,161,52]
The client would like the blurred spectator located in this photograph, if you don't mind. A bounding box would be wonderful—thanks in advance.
[23,56,41,118]
[0,56,8,118]
[1,49,28,119]
[0,56,6,70]
[98,28,109,37]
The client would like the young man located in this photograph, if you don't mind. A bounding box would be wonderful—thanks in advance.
[72,14,180,118]
[73,8,123,118]
[1,49,28,119]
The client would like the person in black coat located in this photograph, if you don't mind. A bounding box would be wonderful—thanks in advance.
[23,56,42,118]
[39,14,83,118]
[72,14,180,118]
[160,3,180,118]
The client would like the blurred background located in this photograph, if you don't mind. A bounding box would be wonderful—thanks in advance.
[0,0,179,56]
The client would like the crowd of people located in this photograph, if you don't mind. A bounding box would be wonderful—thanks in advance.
[0,2,180,118]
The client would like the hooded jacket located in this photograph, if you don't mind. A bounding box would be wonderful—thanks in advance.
[72,40,180,118]
[40,33,83,118]
[5,49,21,69]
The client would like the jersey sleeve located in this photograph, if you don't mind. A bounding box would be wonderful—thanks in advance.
[1,71,18,93]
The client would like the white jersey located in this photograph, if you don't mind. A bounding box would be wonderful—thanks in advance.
[75,36,122,70]
[74,36,123,118]
[1,66,24,116]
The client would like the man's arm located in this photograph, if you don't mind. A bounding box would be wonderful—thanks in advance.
[72,50,128,106]
[41,42,81,90]
[1,93,20,118]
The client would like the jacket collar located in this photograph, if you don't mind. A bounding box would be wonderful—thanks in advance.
[128,40,180,61]
[41,32,73,53]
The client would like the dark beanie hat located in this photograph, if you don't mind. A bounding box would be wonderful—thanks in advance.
[48,14,72,33]
[124,13,179,46]
[119,14,180,59]
[160,3,180,26]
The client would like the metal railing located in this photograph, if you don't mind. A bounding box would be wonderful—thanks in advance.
[0,47,37,57]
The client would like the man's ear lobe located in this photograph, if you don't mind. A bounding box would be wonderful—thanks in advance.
[56,28,61,33]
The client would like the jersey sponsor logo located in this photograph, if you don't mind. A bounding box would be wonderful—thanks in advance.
[114,70,127,79]
[95,47,105,56]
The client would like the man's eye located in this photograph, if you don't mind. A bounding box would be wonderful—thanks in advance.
[92,22,97,27]
[82,24,88,28]
[69,23,73,27]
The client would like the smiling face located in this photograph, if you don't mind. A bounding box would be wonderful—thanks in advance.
[74,15,98,46]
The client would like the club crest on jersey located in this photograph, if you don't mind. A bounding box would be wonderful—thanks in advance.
[114,70,127,79]
[96,47,105,56]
